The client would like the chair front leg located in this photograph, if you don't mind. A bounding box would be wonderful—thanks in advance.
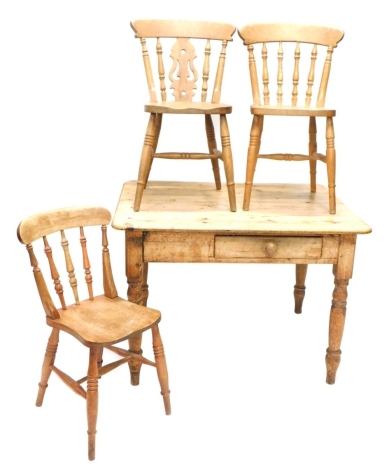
[134,113,156,211]
[36,328,59,407]
[326,116,336,214]
[87,347,99,461]
[145,113,162,188]
[205,114,221,190]
[243,115,263,210]
[220,114,236,211]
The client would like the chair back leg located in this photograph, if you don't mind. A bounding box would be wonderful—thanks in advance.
[36,328,60,407]
[152,325,171,415]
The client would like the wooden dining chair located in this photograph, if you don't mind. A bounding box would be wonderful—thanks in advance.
[17,206,171,461]
[131,19,237,212]
[238,23,344,214]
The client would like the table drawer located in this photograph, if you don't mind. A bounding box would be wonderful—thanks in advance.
[215,236,323,259]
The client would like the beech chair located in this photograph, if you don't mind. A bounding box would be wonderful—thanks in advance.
[238,23,344,214]
[17,206,171,461]
[131,19,237,212]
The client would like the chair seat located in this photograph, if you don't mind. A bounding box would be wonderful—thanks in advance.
[145,101,232,115]
[47,295,161,347]
[251,105,336,117]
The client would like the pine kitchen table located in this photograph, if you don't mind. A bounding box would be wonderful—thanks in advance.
[112,181,371,385]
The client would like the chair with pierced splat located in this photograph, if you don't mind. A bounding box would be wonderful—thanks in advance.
[17,206,171,461]
[130,19,237,211]
[238,23,344,214]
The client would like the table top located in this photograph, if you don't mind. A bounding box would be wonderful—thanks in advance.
[112,181,372,235]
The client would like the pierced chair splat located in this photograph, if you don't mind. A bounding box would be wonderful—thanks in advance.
[131,19,237,212]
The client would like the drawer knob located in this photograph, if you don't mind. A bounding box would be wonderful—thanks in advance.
[265,242,277,257]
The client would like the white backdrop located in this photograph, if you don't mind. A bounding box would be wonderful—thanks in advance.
[1,1,386,468]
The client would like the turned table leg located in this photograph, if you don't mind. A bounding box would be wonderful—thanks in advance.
[126,231,145,385]
[141,262,149,307]
[294,264,308,314]
[325,235,356,384]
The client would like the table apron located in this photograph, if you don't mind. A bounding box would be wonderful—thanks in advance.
[142,232,340,264]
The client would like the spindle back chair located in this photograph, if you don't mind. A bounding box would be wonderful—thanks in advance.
[238,23,344,213]
[131,19,237,211]
[17,206,170,461]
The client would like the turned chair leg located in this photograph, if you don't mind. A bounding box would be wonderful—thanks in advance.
[220,114,236,212]
[205,115,222,190]
[243,115,263,210]
[36,328,59,407]
[87,347,99,461]
[152,325,171,415]
[309,117,317,193]
[97,347,103,378]
[294,264,308,314]
[326,116,336,214]
[145,113,162,189]
[134,113,156,211]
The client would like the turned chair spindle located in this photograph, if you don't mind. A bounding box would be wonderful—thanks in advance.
[60,229,80,304]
